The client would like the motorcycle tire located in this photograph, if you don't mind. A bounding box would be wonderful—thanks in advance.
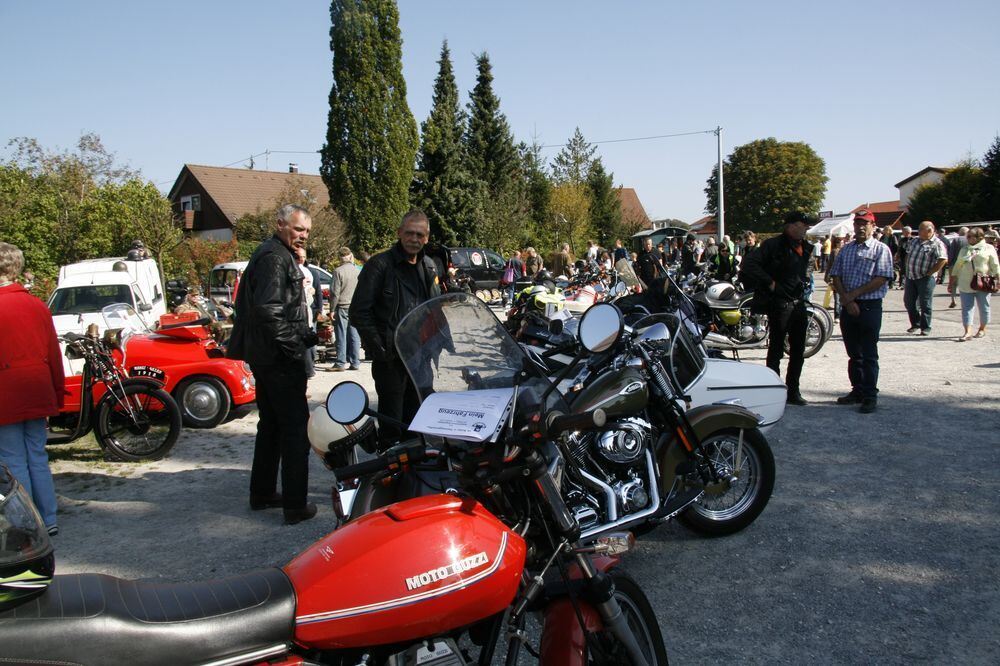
[175,376,231,429]
[784,312,826,359]
[96,385,181,462]
[679,427,774,537]
[585,571,669,665]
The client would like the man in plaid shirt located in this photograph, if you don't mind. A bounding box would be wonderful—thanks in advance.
[903,220,948,335]
[828,210,895,414]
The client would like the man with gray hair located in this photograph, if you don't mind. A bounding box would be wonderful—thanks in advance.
[903,220,948,335]
[228,204,318,524]
[350,209,440,445]
[328,246,361,371]
[896,226,913,288]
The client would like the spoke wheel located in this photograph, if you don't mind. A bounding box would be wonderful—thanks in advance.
[96,385,181,462]
[680,428,775,536]
[586,572,669,665]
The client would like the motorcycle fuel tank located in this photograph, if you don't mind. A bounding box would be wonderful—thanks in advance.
[285,494,526,650]
[571,367,648,419]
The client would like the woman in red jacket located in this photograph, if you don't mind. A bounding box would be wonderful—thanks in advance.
[0,243,64,535]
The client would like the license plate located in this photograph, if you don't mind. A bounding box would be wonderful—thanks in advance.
[130,365,166,381]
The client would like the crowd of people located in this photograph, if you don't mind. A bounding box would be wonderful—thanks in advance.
[1,205,997,533]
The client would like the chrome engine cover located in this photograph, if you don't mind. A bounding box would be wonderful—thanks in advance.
[594,417,650,465]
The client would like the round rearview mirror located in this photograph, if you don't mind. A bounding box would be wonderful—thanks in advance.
[325,381,369,424]
[612,281,628,297]
[578,303,624,353]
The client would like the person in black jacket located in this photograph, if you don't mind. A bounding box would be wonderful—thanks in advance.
[350,209,441,444]
[740,211,816,406]
[227,204,318,525]
[635,238,663,286]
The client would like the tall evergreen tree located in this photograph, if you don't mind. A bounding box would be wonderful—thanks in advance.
[520,140,553,246]
[465,52,519,197]
[411,41,477,245]
[320,0,418,253]
[551,127,597,185]
[979,135,1000,221]
[464,52,527,249]
[586,159,621,247]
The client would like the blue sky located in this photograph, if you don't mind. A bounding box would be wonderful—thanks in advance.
[2,0,998,223]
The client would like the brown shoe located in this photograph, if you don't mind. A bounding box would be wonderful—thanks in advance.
[250,492,283,510]
[283,503,318,525]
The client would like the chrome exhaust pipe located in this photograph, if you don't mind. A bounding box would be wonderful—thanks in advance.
[580,451,662,542]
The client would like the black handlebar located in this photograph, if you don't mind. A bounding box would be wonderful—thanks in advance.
[546,408,607,437]
[332,440,427,481]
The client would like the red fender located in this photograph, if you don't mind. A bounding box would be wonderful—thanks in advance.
[538,555,619,666]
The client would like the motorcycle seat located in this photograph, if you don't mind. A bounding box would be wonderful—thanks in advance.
[0,567,295,666]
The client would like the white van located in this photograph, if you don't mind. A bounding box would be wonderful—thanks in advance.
[48,257,167,337]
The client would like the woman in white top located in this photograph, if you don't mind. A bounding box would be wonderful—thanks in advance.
[949,227,1000,341]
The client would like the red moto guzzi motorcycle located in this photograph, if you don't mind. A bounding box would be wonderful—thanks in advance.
[0,296,667,665]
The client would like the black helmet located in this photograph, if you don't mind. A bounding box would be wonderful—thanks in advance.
[0,465,54,611]
[533,269,554,284]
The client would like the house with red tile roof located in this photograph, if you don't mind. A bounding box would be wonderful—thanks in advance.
[167,164,329,241]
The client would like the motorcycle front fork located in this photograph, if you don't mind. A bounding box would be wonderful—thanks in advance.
[504,545,650,666]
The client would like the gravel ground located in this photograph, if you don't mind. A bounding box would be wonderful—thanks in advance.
[45,279,999,663]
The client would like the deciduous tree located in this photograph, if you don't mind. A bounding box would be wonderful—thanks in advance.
[907,160,984,227]
[704,138,827,233]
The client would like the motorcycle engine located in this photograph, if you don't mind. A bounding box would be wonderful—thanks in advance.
[594,418,648,465]
[563,417,655,537]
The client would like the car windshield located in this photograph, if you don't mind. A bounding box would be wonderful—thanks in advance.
[49,285,132,316]
[102,303,149,335]
[394,293,566,429]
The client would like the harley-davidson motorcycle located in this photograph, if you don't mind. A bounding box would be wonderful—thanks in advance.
[0,297,667,665]
[335,294,774,543]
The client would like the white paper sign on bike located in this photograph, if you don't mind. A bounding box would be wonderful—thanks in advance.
[409,388,514,443]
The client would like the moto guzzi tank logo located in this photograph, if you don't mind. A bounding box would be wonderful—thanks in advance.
[405,551,490,591]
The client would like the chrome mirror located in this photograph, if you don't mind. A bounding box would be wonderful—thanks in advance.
[578,303,624,353]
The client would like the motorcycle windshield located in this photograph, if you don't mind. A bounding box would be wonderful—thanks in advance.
[633,312,707,394]
[395,293,565,414]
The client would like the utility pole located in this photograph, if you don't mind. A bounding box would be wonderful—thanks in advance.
[715,126,725,243]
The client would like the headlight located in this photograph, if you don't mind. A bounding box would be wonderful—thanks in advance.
[241,362,252,374]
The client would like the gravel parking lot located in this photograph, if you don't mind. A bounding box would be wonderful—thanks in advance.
[46,280,999,663]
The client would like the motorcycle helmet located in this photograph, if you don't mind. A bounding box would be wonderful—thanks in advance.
[307,404,379,467]
[0,465,54,612]
[705,282,736,302]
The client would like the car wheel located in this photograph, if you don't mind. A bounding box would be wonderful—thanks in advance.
[175,377,231,428]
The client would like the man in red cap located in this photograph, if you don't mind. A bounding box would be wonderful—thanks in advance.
[827,210,895,414]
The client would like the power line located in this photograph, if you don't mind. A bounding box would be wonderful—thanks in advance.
[539,129,717,149]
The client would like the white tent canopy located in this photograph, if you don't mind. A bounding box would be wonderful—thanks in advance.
[807,214,854,238]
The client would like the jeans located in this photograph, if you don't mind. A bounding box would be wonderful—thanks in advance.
[903,275,936,330]
[960,291,992,327]
[767,300,808,392]
[248,362,310,509]
[0,419,58,528]
[839,299,883,399]
[334,307,361,368]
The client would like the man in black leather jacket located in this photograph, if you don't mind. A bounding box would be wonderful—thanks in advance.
[228,204,318,524]
[740,211,815,406]
[350,209,440,444]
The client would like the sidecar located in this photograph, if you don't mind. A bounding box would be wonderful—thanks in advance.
[688,358,786,432]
